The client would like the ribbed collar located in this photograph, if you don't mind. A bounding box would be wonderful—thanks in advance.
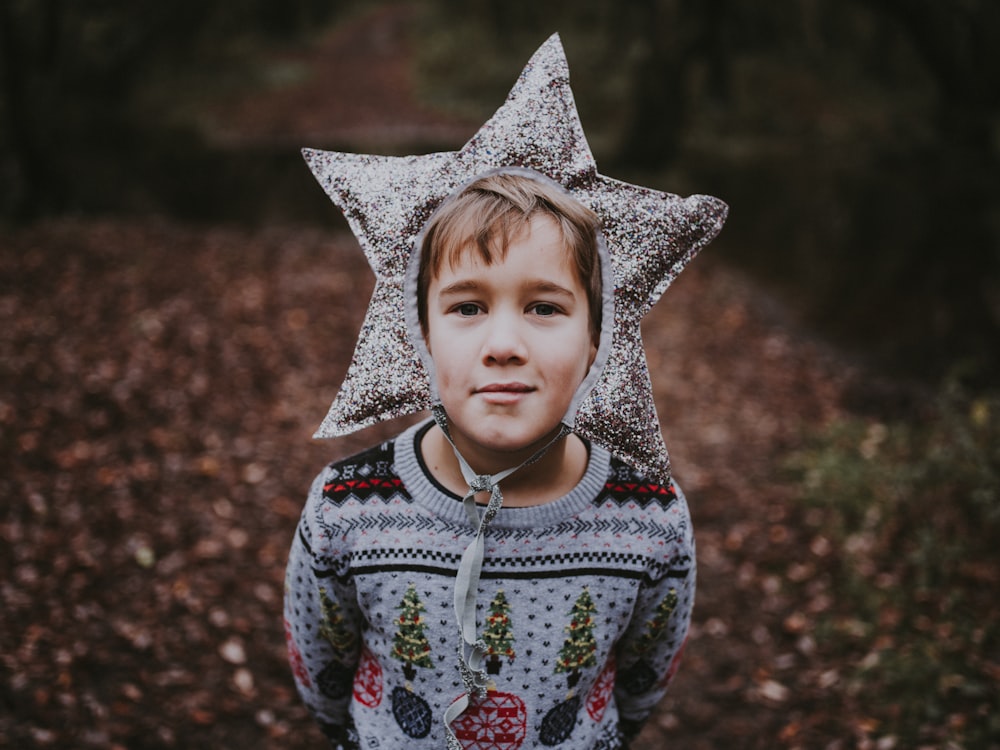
[395,419,611,530]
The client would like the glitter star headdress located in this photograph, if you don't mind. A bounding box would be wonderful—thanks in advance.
[304,32,727,484]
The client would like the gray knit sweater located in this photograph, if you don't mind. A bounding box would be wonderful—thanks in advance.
[284,420,695,749]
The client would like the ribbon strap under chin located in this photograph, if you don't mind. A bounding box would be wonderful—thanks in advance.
[433,406,569,747]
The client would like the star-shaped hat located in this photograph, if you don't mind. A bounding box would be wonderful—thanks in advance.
[304,33,727,483]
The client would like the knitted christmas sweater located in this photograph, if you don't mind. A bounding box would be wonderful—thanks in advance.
[284,420,695,750]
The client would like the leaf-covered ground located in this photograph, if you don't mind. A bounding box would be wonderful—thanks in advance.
[4,6,975,749]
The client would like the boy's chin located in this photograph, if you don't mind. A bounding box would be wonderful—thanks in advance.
[452,421,567,461]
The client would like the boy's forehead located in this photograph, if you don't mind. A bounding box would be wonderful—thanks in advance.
[441,213,561,254]
[436,219,572,271]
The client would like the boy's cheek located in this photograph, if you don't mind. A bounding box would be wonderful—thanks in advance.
[422,316,446,355]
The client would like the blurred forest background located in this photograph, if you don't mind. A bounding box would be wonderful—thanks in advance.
[3,0,999,381]
[2,1,999,749]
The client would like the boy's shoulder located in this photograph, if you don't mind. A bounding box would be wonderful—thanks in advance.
[599,455,683,511]
[314,435,405,505]
[324,436,397,477]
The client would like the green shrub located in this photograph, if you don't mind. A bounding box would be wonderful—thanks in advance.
[787,383,1000,747]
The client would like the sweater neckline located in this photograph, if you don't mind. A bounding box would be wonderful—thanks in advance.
[395,419,610,529]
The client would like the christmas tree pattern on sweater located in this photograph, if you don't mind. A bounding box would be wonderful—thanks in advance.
[484,589,516,675]
[452,588,528,749]
[316,587,358,700]
[391,584,434,738]
[540,588,600,746]
[619,588,678,696]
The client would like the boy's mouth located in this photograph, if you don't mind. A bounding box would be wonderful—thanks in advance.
[475,382,535,404]
[476,382,533,394]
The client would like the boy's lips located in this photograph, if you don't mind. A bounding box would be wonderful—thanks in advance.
[476,382,534,394]
[474,382,535,404]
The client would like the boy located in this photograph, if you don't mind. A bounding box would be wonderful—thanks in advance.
[285,35,726,750]
[287,171,692,749]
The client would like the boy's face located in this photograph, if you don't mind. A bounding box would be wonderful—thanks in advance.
[425,214,598,464]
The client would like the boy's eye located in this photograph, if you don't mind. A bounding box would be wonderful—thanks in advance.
[531,303,558,316]
[456,303,481,316]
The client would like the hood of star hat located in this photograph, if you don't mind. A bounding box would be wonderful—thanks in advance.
[302,33,728,485]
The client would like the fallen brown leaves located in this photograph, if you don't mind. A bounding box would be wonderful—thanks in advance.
[1,219,408,748]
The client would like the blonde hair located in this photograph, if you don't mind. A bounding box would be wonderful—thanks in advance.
[416,172,603,340]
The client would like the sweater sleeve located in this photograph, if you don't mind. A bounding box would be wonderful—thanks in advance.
[284,468,363,747]
[613,481,696,742]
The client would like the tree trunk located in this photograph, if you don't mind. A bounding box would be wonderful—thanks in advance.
[0,0,66,220]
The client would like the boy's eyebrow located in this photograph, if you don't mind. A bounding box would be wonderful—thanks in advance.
[436,278,579,298]
[435,279,483,296]
[529,280,578,298]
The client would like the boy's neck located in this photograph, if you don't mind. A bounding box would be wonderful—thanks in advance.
[420,423,590,508]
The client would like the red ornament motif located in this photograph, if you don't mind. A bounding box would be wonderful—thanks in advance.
[325,477,404,494]
[353,646,384,708]
[586,656,616,721]
[452,691,527,750]
[284,618,311,689]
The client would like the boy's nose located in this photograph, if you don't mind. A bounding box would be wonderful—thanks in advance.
[481,313,527,364]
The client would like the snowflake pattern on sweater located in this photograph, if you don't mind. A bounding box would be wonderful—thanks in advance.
[284,421,695,749]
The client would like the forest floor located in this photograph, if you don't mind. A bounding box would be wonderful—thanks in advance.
[1,6,928,750]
